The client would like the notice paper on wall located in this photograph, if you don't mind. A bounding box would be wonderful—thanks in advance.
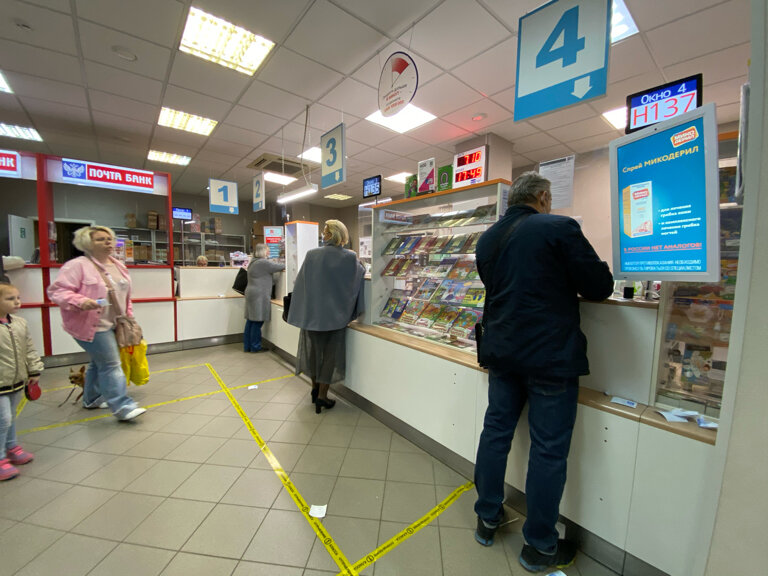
[538,156,575,209]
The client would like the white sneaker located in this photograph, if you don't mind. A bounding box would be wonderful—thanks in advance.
[98,402,108,409]
[120,407,146,421]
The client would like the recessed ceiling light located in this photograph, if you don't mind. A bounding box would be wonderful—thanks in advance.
[147,150,191,165]
[277,183,318,204]
[0,123,42,141]
[264,171,297,185]
[158,107,218,136]
[385,172,412,184]
[366,104,436,134]
[611,0,638,43]
[324,193,352,201]
[602,107,628,130]
[298,147,321,163]
[111,45,138,62]
[472,113,487,122]
[180,7,275,76]
[0,71,12,94]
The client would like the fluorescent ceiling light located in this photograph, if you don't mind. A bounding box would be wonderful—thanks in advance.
[147,150,191,165]
[264,171,297,185]
[359,197,392,209]
[158,107,217,136]
[324,193,352,201]
[0,71,12,94]
[366,104,436,134]
[385,172,412,184]
[0,123,42,141]
[180,7,275,76]
[277,183,318,204]
[298,147,321,163]
[611,0,638,43]
[602,107,627,129]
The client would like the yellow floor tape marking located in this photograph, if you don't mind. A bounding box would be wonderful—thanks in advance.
[344,481,475,575]
[16,396,27,418]
[206,363,359,576]
[17,372,294,435]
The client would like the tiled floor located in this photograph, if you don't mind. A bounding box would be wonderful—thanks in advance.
[0,344,618,575]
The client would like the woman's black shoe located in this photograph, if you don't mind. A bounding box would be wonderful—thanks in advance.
[315,398,336,414]
[311,388,318,404]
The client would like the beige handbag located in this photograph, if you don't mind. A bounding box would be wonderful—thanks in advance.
[91,259,143,347]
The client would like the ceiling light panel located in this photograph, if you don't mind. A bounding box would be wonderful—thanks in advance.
[158,107,218,136]
[0,124,42,141]
[611,0,638,43]
[385,172,412,184]
[366,104,436,134]
[298,147,321,163]
[264,171,297,185]
[148,150,191,165]
[180,7,275,76]
[0,71,13,93]
[324,193,352,200]
[602,107,628,129]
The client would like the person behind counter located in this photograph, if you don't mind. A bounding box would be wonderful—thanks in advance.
[286,220,364,413]
[244,244,284,353]
[47,226,146,421]
[472,171,613,572]
[196,255,209,267]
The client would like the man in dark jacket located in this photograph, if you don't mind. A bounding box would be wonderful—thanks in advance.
[473,171,613,573]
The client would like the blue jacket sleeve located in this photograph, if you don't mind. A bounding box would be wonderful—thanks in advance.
[560,219,614,301]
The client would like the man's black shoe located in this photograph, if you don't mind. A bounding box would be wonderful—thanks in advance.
[474,516,498,546]
[519,539,577,572]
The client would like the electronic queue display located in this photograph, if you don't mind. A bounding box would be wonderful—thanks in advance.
[609,103,720,282]
[362,175,382,198]
[625,74,703,134]
[172,207,192,220]
[452,145,487,189]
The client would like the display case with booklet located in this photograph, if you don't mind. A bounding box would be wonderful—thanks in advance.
[370,179,510,351]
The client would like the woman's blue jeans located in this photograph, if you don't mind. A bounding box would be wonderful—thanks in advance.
[75,330,137,419]
[474,369,578,554]
[244,320,263,352]
[0,390,22,459]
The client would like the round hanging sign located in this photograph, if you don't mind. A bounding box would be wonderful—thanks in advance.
[378,51,419,118]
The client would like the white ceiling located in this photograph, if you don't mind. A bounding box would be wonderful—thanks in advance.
[0,0,751,208]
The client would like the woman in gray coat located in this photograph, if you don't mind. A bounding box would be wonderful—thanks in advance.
[244,243,285,352]
[286,220,364,413]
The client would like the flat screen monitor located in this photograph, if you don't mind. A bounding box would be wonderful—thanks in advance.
[625,74,703,134]
[363,175,382,198]
[609,102,720,282]
[172,207,192,220]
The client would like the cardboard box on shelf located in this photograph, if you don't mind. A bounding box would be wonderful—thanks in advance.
[173,246,181,261]
[158,214,167,231]
[125,213,137,228]
[189,214,201,233]
[209,217,223,234]
[147,210,159,230]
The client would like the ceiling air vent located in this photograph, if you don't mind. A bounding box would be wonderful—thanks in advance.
[247,153,304,176]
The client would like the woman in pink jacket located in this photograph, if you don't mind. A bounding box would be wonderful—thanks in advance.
[48,226,145,421]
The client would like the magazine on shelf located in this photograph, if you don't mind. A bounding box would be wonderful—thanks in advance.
[460,232,481,254]
[395,258,416,277]
[414,236,437,254]
[428,235,452,253]
[462,287,486,308]
[412,277,442,300]
[447,258,477,280]
[432,306,460,332]
[381,296,408,320]
[432,257,458,278]
[399,300,428,324]
[450,309,482,339]
[381,258,405,276]
[430,279,452,302]
[410,236,433,254]
[396,235,421,254]
[415,302,443,328]
[444,234,469,254]
[441,280,473,305]
[382,237,404,255]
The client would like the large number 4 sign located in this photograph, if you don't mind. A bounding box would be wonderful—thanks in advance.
[515,0,611,122]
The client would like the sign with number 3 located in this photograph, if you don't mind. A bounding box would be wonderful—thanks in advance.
[321,123,346,190]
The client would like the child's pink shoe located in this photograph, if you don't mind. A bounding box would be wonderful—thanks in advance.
[7,446,34,465]
[0,458,19,481]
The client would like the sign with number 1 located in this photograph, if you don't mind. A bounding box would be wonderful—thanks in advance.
[514,0,611,121]
[321,123,346,190]
[209,178,239,214]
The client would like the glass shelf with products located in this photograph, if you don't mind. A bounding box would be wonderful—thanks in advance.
[112,227,169,264]
[370,179,510,352]
[171,232,245,265]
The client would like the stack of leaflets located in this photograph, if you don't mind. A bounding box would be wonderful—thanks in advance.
[381,237,404,255]
[450,309,482,340]
[381,258,406,276]
[415,302,443,328]
[400,300,428,324]
[447,259,477,280]
[381,296,408,320]
[462,286,486,308]
[432,306,460,332]
[412,278,442,300]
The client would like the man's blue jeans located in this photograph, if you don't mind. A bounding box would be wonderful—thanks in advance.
[75,330,137,419]
[474,369,578,554]
[244,320,263,352]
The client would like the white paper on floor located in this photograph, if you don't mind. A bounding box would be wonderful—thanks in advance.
[248,385,259,390]
[309,504,327,518]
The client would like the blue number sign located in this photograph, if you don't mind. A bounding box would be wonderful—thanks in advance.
[209,178,239,215]
[321,123,346,189]
[515,0,611,121]
[253,172,265,212]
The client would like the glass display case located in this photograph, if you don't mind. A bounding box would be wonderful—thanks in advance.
[654,203,743,417]
[112,227,168,264]
[370,179,510,351]
[285,221,319,294]
[172,231,245,266]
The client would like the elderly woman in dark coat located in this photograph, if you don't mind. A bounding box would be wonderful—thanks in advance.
[244,243,285,353]
[286,220,364,413]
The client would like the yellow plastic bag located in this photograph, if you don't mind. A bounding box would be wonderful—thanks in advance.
[120,340,150,386]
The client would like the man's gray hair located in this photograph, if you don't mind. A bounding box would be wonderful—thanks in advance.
[508,171,551,207]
